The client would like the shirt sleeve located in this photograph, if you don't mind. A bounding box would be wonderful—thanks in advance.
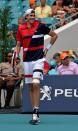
[16,28,22,42]
[40,23,50,35]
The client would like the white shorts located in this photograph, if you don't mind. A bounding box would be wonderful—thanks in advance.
[23,58,45,84]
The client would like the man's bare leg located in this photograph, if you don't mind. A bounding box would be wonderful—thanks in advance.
[29,79,40,124]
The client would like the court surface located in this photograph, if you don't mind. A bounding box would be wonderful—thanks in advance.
[0,114,78,131]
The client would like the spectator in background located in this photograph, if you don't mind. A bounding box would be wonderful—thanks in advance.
[68,50,78,64]
[18,17,24,27]
[52,0,68,26]
[29,0,37,10]
[48,59,59,75]
[68,50,76,61]
[0,52,22,109]
[72,0,78,10]
[63,0,76,14]
[7,31,14,39]
[14,57,24,107]
[73,0,78,8]
[63,0,73,6]
[57,52,78,75]
[69,54,76,61]
[48,53,61,75]
[53,52,61,67]
[52,0,71,15]
[35,0,52,18]
[61,50,78,63]
[52,0,76,21]
[15,57,24,76]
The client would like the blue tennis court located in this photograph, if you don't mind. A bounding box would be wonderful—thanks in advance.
[0,114,78,131]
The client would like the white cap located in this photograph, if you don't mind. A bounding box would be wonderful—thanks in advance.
[23,8,35,17]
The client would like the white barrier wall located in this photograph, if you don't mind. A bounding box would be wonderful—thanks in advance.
[44,19,78,60]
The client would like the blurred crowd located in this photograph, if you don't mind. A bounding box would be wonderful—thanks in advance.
[44,50,78,75]
[27,0,78,27]
[0,52,24,109]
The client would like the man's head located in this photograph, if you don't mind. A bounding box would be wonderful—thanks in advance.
[24,8,35,24]
[29,0,36,9]
[40,0,46,7]
[53,53,61,64]
[60,52,70,66]
[56,0,63,6]
[18,17,24,26]
[7,52,13,63]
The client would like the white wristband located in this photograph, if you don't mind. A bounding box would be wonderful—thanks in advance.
[46,43,52,50]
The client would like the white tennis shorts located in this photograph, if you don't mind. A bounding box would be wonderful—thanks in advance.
[23,58,45,84]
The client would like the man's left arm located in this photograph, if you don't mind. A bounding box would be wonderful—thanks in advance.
[44,30,58,56]
[48,30,58,45]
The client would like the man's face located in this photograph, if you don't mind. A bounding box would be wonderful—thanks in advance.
[26,12,35,24]
[40,0,46,6]
[55,56,61,64]
[7,53,13,62]
[18,17,23,25]
[30,3,36,10]
[56,0,63,6]
[62,57,70,66]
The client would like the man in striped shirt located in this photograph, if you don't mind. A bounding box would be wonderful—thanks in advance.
[16,8,58,125]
